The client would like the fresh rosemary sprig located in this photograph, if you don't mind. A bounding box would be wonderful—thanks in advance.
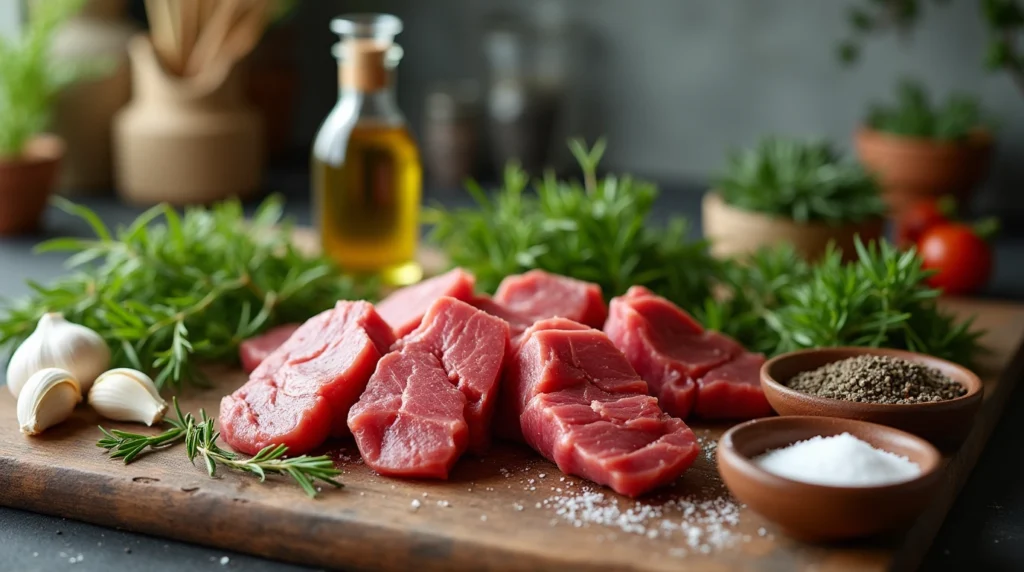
[0,196,375,390]
[703,237,983,366]
[426,138,720,309]
[716,137,886,225]
[98,398,343,498]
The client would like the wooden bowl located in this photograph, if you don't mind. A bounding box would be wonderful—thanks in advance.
[718,416,942,541]
[760,347,983,449]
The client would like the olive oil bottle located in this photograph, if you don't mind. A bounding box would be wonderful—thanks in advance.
[313,14,422,286]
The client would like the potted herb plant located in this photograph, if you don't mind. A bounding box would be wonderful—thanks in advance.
[0,0,86,235]
[703,137,886,261]
[855,79,992,215]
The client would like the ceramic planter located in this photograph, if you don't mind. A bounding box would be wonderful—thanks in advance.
[855,126,992,214]
[702,192,883,262]
[113,35,264,206]
[0,135,65,235]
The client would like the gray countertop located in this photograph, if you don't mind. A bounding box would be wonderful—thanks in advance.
[1,187,1022,572]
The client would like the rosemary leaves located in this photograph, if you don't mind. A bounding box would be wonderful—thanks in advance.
[97,398,343,498]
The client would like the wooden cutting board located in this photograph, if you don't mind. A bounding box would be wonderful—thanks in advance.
[0,297,1022,572]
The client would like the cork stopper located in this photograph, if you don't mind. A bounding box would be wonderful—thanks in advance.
[339,39,391,92]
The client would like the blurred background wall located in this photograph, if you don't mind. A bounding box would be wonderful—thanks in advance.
[281,0,1023,217]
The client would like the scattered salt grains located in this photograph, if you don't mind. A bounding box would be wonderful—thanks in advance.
[410,499,422,511]
[480,515,488,522]
[538,473,546,478]
[220,556,230,565]
[437,500,451,508]
[541,489,746,555]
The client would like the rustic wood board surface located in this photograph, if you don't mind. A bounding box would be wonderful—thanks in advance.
[0,298,1022,572]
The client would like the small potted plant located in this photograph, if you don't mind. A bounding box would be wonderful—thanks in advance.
[0,0,87,235]
[703,137,886,261]
[855,79,992,215]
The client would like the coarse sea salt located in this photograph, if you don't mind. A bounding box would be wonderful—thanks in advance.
[541,488,745,554]
[753,432,920,487]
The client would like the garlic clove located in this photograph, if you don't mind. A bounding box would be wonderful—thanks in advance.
[6,312,110,397]
[88,368,167,426]
[17,368,82,436]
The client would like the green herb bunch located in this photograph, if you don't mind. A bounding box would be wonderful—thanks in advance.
[716,138,886,225]
[427,139,719,308]
[770,239,981,365]
[0,197,374,390]
[0,0,91,155]
[705,238,981,365]
[99,398,342,498]
[867,79,987,140]
[695,244,811,355]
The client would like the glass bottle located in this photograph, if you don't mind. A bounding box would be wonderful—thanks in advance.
[313,14,422,286]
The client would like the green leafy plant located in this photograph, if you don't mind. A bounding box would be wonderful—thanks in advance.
[867,79,987,140]
[0,196,376,391]
[98,398,343,498]
[838,0,1024,97]
[426,139,720,309]
[838,0,950,63]
[716,138,886,225]
[714,238,982,366]
[982,0,1024,94]
[0,0,89,155]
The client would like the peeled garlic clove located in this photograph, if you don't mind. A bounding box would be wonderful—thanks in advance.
[6,312,110,397]
[17,368,82,436]
[88,368,167,426]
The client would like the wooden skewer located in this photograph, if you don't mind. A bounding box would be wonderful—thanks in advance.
[218,0,271,67]
[179,0,199,75]
[185,0,243,77]
[145,0,179,74]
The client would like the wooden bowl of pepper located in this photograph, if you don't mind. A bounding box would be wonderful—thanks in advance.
[760,347,983,449]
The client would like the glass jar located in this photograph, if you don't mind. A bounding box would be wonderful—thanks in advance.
[312,14,422,286]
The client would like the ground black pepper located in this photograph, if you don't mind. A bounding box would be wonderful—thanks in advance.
[785,355,966,404]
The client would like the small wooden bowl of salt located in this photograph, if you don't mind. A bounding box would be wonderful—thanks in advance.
[718,416,942,541]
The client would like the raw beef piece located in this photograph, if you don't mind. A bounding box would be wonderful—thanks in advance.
[494,317,593,441]
[220,301,395,456]
[349,297,510,478]
[468,295,533,338]
[694,353,772,419]
[503,322,699,497]
[239,324,300,373]
[375,268,476,337]
[494,270,608,328]
[605,286,769,420]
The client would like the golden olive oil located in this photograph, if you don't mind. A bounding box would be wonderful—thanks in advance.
[314,124,421,286]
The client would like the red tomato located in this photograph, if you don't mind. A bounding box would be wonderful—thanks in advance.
[897,200,949,248]
[917,224,993,295]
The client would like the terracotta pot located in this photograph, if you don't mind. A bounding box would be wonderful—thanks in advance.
[50,0,136,194]
[855,126,992,214]
[0,135,65,235]
[701,192,883,262]
[113,35,264,205]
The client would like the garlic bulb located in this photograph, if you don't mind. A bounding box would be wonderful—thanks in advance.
[88,368,167,426]
[17,368,82,435]
[6,313,110,398]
